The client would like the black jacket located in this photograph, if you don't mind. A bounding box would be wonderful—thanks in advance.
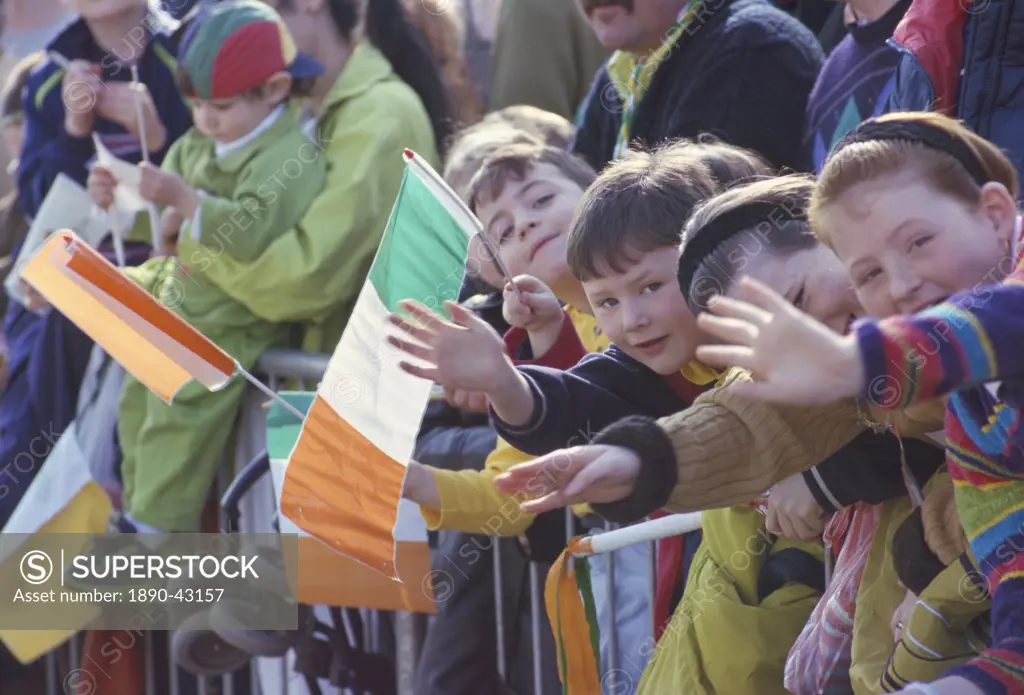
[570,0,825,173]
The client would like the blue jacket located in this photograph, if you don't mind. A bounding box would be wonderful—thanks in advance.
[0,13,190,528]
[885,0,1024,184]
[17,13,192,218]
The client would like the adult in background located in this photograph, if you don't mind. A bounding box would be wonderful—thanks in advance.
[0,0,76,196]
[570,0,825,173]
[175,0,452,355]
[488,0,609,122]
[801,0,911,172]
[884,0,1024,182]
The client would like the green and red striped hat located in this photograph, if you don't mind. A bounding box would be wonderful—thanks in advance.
[178,0,323,100]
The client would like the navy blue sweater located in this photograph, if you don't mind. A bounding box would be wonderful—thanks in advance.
[17,13,192,219]
[491,345,707,456]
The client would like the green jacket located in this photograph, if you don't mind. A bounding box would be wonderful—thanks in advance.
[164,108,326,335]
[175,41,439,354]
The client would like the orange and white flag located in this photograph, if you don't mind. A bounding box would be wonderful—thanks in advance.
[22,230,236,402]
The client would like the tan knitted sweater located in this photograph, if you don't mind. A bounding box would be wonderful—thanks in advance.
[658,368,948,514]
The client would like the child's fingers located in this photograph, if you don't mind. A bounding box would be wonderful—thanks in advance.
[397,360,439,383]
[399,299,445,332]
[445,300,488,331]
[386,312,435,344]
[694,343,754,371]
[695,314,759,347]
[704,294,771,326]
[385,334,434,363]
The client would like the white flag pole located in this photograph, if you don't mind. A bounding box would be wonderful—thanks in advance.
[569,512,703,557]
[129,64,164,254]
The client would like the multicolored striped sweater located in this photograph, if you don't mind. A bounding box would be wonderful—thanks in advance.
[854,233,1024,694]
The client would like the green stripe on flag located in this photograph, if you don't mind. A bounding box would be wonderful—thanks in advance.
[266,391,314,461]
[368,159,472,313]
[575,557,602,671]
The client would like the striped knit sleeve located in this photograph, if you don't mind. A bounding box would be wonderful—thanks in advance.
[856,266,1024,409]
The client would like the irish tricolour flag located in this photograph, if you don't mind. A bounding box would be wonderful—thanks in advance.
[279,150,475,582]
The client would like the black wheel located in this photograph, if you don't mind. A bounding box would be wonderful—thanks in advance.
[209,597,300,657]
[171,610,252,677]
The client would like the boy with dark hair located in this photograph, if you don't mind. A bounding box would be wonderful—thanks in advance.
[393,142,722,487]
[397,142,720,689]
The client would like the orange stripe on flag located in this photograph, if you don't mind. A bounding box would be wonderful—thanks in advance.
[61,235,236,377]
[21,232,235,402]
[280,395,406,580]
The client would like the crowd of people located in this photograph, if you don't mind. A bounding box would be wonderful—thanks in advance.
[0,0,1022,693]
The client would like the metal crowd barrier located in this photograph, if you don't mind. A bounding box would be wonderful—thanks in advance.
[35,348,668,695]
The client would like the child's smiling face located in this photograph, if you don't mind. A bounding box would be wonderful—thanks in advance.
[476,162,584,290]
[824,169,1018,319]
[584,244,702,375]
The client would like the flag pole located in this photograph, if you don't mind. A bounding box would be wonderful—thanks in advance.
[238,368,307,422]
[50,52,128,267]
[130,64,164,254]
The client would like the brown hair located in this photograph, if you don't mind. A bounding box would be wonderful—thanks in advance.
[811,112,1020,247]
[443,123,542,201]
[680,133,775,189]
[684,175,816,314]
[1,52,45,124]
[566,142,719,281]
[466,141,597,214]
[480,105,575,150]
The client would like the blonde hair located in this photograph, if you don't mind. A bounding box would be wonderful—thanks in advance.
[810,112,1020,247]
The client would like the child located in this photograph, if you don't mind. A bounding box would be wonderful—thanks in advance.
[78,0,327,560]
[398,140,722,688]
[0,53,44,366]
[493,175,946,694]
[0,0,191,542]
[693,112,1024,695]
[398,141,721,499]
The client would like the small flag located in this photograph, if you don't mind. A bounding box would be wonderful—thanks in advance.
[279,150,473,580]
[21,231,236,402]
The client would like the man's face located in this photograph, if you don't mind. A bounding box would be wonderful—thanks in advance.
[576,0,687,54]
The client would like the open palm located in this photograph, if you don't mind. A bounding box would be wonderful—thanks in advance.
[492,445,641,514]
[694,277,865,405]
[386,299,508,393]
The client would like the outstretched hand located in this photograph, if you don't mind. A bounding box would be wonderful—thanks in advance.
[386,299,510,394]
[695,276,864,405]
[492,444,641,514]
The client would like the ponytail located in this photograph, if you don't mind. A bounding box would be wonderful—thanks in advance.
[326,0,455,156]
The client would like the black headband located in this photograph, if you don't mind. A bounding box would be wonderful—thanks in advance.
[677,199,807,303]
[830,119,989,186]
